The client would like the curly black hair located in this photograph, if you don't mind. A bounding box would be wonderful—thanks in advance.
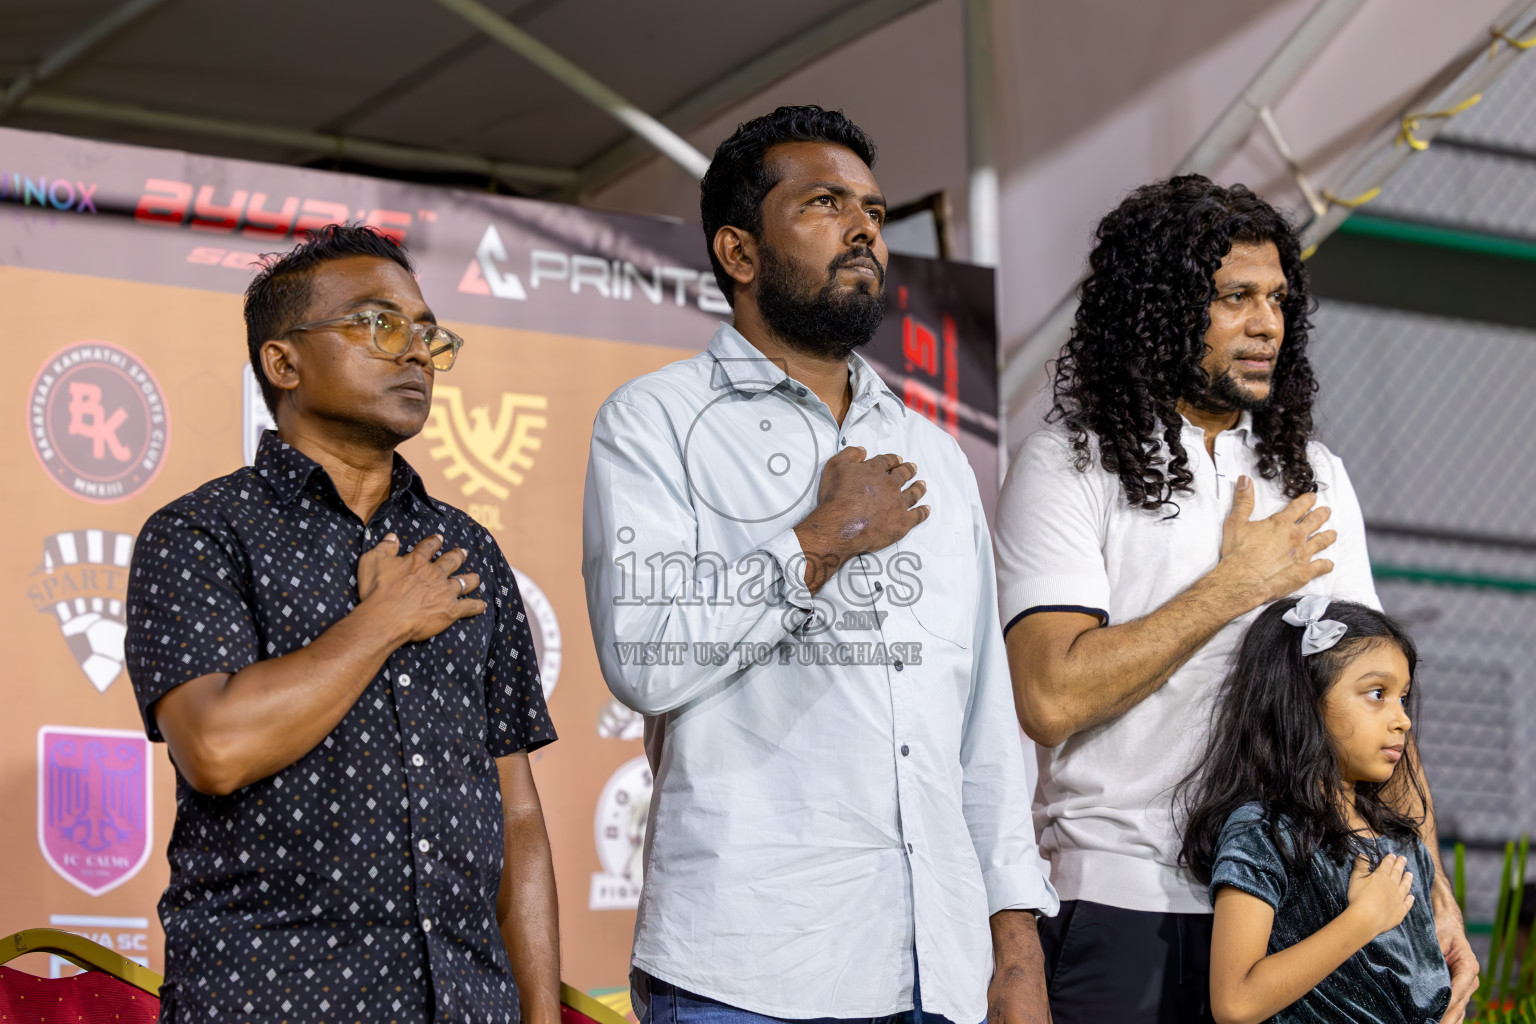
[1050,175,1318,513]
[700,104,876,305]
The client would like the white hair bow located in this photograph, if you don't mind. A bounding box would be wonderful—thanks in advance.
[1281,594,1348,656]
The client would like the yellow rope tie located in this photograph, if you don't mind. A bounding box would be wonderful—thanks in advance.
[1321,185,1382,209]
[1397,93,1482,151]
[1489,26,1536,58]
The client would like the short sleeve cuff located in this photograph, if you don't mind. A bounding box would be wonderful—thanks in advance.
[998,571,1112,633]
[1210,858,1284,911]
[489,723,558,758]
[982,863,1061,918]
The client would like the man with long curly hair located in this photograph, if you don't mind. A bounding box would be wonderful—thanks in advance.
[992,176,1477,1023]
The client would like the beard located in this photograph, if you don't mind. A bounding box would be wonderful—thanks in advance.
[754,240,886,359]
[1189,365,1273,413]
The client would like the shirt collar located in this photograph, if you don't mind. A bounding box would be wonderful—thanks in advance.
[1179,409,1255,441]
[704,322,905,415]
[254,429,431,510]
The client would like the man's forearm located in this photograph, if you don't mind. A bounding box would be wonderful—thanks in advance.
[158,601,405,794]
[1411,770,1463,926]
[1009,564,1257,746]
[988,910,1049,1024]
[499,808,561,1024]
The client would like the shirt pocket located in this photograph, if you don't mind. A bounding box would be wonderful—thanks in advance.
[893,520,975,649]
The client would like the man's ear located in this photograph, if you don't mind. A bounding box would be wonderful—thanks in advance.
[260,339,302,400]
[712,225,757,293]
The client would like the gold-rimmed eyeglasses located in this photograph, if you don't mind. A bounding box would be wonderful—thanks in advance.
[286,309,465,371]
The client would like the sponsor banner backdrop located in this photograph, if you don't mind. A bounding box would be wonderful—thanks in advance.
[0,125,998,990]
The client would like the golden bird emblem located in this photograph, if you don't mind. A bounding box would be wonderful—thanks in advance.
[423,385,548,499]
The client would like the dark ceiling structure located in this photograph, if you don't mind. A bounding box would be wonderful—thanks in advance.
[0,0,934,201]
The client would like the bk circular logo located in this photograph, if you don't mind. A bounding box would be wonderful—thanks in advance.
[29,342,169,503]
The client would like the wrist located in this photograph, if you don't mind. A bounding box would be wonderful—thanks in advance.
[1338,903,1385,945]
[1204,559,1265,614]
[990,908,1042,969]
[1430,874,1461,920]
[349,595,412,651]
[522,998,561,1024]
[792,516,853,590]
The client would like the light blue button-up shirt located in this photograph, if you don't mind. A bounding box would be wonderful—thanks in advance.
[582,324,1057,1024]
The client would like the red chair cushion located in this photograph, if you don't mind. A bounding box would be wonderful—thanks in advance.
[563,1003,605,1024]
[0,964,160,1022]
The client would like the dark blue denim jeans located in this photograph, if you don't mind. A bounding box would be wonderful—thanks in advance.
[637,958,962,1024]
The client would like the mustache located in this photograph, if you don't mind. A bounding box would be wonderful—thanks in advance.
[828,247,886,285]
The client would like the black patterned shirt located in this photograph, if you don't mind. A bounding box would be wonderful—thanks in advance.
[125,430,556,1024]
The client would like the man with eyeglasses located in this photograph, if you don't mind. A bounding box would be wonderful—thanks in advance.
[124,224,560,1024]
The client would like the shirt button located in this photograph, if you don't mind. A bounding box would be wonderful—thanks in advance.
[411,754,425,767]
[397,673,411,688]
[894,659,904,672]
[421,917,432,933]
[874,581,883,592]
[418,839,431,853]
[906,843,914,854]
[796,387,807,397]
[900,744,910,756]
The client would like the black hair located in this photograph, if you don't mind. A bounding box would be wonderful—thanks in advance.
[244,223,414,415]
[700,104,877,305]
[1179,598,1428,885]
[1051,175,1319,514]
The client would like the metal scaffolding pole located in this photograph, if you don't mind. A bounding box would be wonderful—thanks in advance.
[18,93,576,187]
[572,0,936,200]
[1303,0,1536,253]
[965,0,999,270]
[964,0,1005,478]
[434,0,712,180]
[0,0,173,118]
[997,0,1367,423]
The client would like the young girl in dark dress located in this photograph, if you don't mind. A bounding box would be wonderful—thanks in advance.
[1180,596,1452,1024]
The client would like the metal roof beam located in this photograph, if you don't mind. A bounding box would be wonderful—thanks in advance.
[569,0,938,201]
[1303,0,1536,253]
[434,0,711,180]
[1175,0,1369,176]
[0,0,174,118]
[18,92,577,187]
[998,0,1368,420]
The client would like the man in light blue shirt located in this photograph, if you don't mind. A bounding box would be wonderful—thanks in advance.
[581,106,1056,1024]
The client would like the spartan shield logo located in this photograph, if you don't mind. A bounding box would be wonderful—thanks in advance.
[38,727,152,897]
[29,529,136,693]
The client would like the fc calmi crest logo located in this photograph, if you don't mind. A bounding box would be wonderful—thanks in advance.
[28,529,136,693]
[423,384,547,499]
[38,726,153,897]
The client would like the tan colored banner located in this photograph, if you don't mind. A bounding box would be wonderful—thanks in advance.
[0,124,996,995]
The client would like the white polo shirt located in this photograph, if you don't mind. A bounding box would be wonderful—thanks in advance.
[995,414,1378,913]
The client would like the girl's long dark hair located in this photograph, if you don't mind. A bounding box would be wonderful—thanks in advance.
[1179,598,1429,885]
[1051,175,1319,515]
